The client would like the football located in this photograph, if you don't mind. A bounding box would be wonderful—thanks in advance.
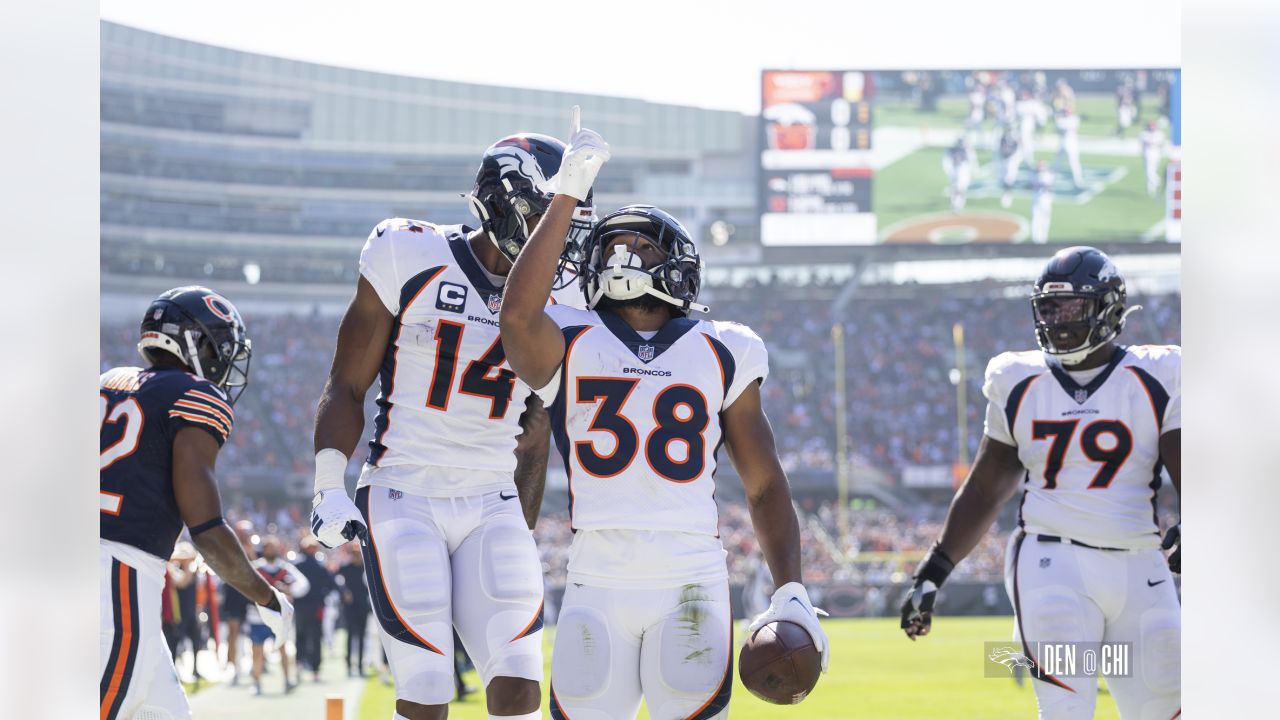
[738,620,821,704]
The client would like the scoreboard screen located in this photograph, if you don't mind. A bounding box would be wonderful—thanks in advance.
[760,68,1181,246]
[761,71,876,245]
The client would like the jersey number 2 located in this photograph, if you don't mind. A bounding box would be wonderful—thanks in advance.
[100,395,144,514]
[575,378,709,482]
[1031,419,1133,489]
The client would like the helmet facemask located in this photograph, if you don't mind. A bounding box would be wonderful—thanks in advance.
[466,134,565,265]
[1031,290,1134,366]
[137,293,253,405]
[553,201,597,291]
[466,178,551,265]
[582,221,708,316]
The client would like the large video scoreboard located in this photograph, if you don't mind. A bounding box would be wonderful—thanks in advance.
[760,68,1180,246]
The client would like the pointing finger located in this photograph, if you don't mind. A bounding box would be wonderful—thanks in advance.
[570,105,581,136]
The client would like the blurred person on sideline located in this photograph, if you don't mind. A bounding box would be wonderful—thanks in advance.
[163,542,203,684]
[335,543,371,678]
[293,536,336,682]
[246,535,310,695]
[221,519,257,684]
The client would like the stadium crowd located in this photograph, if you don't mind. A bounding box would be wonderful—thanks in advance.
[101,290,1181,480]
[102,286,1181,621]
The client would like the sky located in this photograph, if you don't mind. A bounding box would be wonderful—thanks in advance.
[99,0,1180,114]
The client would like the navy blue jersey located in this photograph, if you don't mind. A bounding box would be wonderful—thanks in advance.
[100,365,235,560]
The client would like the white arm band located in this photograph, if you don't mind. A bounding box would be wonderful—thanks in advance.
[313,448,349,493]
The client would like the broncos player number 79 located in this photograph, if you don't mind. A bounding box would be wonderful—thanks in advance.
[901,248,1181,720]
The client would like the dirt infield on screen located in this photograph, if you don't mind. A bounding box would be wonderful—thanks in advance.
[357,617,1122,719]
[875,147,1165,244]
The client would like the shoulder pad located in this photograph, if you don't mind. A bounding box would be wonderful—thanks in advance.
[372,217,441,239]
[982,351,1045,403]
[1124,344,1181,383]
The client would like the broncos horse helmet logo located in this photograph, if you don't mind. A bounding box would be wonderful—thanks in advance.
[491,143,554,197]
[989,647,1036,673]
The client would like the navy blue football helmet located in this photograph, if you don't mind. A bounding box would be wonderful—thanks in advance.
[579,205,708,316]
[138,286,252,404]
[465,133,596,267]
[1031,246,1138,365]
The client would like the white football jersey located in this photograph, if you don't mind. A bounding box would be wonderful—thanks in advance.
[356,218,537,496]
[534,305,769,537]
[983,345,1181,550]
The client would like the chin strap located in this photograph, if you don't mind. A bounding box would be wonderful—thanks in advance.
[588,244,710,315]
[183,330,205,380]
[642,285,710,315]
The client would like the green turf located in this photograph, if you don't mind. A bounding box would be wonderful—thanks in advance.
[356,616,1120,719]
[874,94,1151,139]
[873,145,1164,243]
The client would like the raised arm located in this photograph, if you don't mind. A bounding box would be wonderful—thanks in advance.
[501,193,578,390]
[501,107,610,390]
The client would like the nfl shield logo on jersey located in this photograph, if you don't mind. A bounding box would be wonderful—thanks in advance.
[487,293,503,313]
[638,344,656,361]
[1073,389,1089,404]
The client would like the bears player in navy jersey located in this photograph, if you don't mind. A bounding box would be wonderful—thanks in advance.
[500,108,827,719]
[100,286,293,720]
[309,134,595,720]
[900,248,1181,719]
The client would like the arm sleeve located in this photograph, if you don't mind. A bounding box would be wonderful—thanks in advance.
[168,385,235,446]
[983,400,1015,446]
[359,220,403,314]
[722,323,770,410]
[533,367,563,407]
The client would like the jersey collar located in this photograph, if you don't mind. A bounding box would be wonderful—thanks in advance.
[596,309,698,364]
[446,231,505,311]
[1045,345,1127,404]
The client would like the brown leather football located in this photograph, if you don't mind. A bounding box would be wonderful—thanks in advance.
[738,620,821,704]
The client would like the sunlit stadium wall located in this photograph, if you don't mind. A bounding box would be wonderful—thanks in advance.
[101,20,759,314]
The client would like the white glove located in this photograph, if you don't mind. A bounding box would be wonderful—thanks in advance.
[310,489,366,549]
[258,587,294,640]
[549,105,610,202]
[748,581,830,672]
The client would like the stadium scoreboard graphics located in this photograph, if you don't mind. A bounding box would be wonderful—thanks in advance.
[761,71,876,246]
[760,68,1181,246]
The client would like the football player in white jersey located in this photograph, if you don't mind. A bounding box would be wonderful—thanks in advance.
[500,108,828,719]
[901,247,1180,719]
[309,134,594,720]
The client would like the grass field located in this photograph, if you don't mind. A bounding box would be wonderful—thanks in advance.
[874,94,1149,139]
[874,146,1164,243]
[357,617,1121,719]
